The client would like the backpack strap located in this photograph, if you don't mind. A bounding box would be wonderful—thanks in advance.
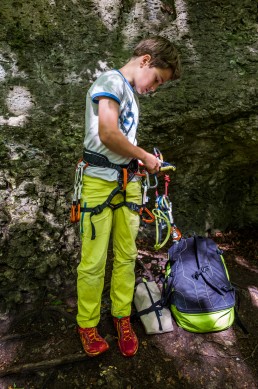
[194,236,234,296]
[232,283,249,334]
[161,273,174,307]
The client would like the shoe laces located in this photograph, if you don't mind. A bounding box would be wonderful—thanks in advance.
[80,327,99,342]
[119,317,132,341]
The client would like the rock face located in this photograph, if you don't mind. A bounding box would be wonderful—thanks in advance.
[0,0,257,312]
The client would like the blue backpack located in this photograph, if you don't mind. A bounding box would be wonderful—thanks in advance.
[162,236,235,333]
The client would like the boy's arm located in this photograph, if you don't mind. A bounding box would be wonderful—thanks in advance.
[98,97,160,174]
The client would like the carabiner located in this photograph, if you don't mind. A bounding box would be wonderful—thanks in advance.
[139,207,155,224]
[153,147,163,162]
[70,202,81,223]
[145,171,158,189]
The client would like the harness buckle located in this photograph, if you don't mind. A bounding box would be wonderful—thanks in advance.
[92,205,103,215]
[127,202,140,212]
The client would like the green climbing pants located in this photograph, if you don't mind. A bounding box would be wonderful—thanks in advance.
[77,175,142,328]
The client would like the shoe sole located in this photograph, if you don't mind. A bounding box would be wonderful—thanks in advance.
[83,344,109,357]
[79,332,110,357]
[118,342,138,357]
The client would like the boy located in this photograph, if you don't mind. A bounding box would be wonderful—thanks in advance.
[77,36,181,357]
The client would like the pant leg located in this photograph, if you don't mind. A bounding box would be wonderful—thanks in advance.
[77,175,118,328]
[110,180,142,317]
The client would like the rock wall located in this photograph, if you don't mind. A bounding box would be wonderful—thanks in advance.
[0,0,257,312]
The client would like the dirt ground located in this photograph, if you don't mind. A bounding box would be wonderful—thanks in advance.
[0,229,257,389]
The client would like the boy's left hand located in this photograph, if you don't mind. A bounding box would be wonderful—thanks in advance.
[141,152,161,174]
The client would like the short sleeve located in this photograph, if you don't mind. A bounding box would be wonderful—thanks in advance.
[90,71,124,105]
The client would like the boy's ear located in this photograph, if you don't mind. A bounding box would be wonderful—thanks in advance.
[140,54,152,67]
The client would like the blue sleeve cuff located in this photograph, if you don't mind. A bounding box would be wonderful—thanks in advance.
[91,92,121,105]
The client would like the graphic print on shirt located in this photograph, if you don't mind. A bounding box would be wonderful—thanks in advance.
[120,100,135,136]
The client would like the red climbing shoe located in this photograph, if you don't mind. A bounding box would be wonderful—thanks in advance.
[78,326,109,357]
[113,316,138,357]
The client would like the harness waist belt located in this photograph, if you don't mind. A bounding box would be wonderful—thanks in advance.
[83,149,131,172]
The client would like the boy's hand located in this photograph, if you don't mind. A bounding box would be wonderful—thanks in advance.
[142,152,161,174]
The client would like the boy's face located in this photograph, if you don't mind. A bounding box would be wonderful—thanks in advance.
[134,55,172,95]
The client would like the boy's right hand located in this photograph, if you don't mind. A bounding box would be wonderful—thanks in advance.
[141,152,161,174]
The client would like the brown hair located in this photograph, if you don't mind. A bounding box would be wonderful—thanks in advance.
[132,36,181,81]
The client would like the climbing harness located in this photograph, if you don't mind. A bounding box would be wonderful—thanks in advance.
[70,149,144,239]
[70,147,181,248]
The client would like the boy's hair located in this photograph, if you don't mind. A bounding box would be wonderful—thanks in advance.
[132,36,181,81]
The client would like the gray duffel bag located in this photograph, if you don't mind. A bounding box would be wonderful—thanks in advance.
[134,280,173,334]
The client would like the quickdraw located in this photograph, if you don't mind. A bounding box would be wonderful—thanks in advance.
[138,171,156,224]
[70,160,88,223]
[152,184,182,250]
[152,148,181,250]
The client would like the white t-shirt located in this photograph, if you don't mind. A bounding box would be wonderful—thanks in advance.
[83,70,139,181]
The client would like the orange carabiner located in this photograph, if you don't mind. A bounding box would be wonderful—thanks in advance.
[70,203,81,223]
[139,207,155,224]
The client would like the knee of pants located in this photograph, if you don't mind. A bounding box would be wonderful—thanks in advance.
[112,181,141,246]
[113,210,139,260]
[113,243,138,264]
[77,258,106,280]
